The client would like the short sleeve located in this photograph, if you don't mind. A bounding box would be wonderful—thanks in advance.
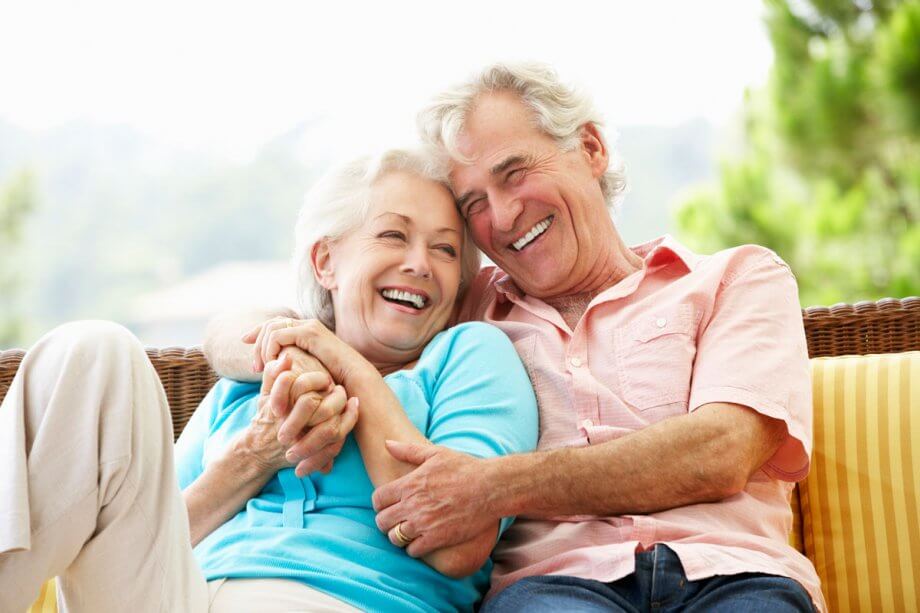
[173,378,259,490]
[425,322,539,535]
[688,251,813,481]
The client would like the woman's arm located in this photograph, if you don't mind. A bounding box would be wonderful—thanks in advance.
[181,355,352,546]
[254,319,501,578]
[183,417,284,547]
[345,365,500,578]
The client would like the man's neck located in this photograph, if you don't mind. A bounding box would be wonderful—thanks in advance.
[544,238,644,329]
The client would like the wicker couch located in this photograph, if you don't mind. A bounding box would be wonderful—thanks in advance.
[2,297,918,612]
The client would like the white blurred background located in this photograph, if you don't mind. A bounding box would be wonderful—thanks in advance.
[0,0,772,347]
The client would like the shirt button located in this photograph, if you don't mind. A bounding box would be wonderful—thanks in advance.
[581,419,593,429]
[655,317,667,328]
[569,356,582,367]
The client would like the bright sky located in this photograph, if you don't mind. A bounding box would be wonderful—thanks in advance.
[0,0,772,162]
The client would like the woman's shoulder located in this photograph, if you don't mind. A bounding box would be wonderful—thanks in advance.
[423,321,513,359]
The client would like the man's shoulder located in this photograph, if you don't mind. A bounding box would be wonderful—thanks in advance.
[693,243,793,285]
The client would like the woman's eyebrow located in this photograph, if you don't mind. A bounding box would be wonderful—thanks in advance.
[374,213,457,236]
[373,212,411,224]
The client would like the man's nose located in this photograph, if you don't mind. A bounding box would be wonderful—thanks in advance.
[489,189,524,233]
[399,243,432,279]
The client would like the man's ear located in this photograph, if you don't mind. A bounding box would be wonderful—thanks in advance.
[311,239,337,290]
[580,122,609,179]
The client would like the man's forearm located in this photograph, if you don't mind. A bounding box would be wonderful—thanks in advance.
[488,403,782,520]
[203,307,294,381]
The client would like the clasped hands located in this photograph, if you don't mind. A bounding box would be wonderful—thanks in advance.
[240,316,497,557]
[241,316,360,478]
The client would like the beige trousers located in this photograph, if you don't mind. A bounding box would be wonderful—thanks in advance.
[0,321,359,613]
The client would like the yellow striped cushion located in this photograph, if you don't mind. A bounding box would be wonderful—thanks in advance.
[800,352,920,612]
[790,485,805,553]
[27,578,56,613]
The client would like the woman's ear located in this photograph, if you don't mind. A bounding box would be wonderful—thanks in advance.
[311,239,337,290]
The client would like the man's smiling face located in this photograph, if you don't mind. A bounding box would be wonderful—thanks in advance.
[449,91,615,299]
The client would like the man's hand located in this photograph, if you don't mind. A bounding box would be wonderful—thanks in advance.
[371,441,500,558]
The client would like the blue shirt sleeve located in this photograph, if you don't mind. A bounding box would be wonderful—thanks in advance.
[173,378,260,490]
[425,322,539,535]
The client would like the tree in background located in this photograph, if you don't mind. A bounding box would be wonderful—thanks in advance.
[0,169,37,347]
[675,0,919,306]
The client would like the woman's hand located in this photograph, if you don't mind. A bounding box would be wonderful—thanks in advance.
[242,315,306,373]
[231,354,301,475]
[244,318,375,389]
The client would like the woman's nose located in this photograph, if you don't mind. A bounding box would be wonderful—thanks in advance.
[399,244,432,279]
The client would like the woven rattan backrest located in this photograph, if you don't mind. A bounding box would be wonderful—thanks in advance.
[0,297,917,440]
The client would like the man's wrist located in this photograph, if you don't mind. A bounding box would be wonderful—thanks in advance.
[482,453,537,519]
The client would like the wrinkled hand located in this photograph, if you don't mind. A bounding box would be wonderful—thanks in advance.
[235,353,299,475]
[371,441,499,558]
[243,317,372,387]
[243,315,306,373]
[266,348,360,478]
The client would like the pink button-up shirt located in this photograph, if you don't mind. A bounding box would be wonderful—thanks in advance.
[457,236,825,611]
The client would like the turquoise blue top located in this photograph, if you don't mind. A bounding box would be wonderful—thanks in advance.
[174,322,539,612]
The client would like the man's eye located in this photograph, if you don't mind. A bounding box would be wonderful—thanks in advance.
[507,168,525,183]
[465,198,487,218]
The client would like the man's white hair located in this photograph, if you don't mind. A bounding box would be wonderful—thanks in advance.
[417,62,627,208]
[292,148,481,329]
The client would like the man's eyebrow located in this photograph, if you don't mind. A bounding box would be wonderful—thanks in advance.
[490,154,530,177]
[456,154,532,211]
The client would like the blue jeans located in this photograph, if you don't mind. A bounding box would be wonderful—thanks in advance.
[483,545,814,612]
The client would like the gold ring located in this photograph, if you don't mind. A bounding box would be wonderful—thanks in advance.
[285,318,297,328]
[393,522,414,548]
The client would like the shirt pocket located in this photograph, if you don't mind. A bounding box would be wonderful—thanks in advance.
[614,304,697,411]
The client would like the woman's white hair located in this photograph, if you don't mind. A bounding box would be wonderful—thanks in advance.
[292,148,481,329]
[417,62,627,208]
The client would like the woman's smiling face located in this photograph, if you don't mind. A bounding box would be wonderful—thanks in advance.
[317,170,464,368]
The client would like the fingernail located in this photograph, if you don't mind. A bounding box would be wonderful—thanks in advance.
[286,449,298,462]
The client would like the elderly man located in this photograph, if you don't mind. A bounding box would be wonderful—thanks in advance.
[206,63,823,611]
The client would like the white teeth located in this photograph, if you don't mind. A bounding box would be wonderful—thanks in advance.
[381,289,426,309]
[512,217,552,251]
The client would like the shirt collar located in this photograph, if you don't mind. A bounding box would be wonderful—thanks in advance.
[631,234,697,273]
[493,234,697,303]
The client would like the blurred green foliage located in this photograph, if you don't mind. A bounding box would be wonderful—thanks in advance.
[0,169,37,346]
[675,0,920,306]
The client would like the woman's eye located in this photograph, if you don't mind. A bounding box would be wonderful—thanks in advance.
[379,231,406,241]
[436,245,457,257]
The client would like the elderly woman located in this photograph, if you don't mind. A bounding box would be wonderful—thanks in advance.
[0,149,538,612]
